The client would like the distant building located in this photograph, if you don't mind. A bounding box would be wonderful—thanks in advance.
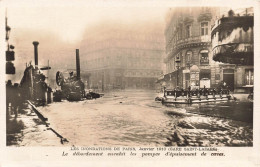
[211,7,254,92]
[80,23,165,90]
[163,7,223,90]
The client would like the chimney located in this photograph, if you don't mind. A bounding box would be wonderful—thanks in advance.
[76,49,80,79]
[33,41,39,69]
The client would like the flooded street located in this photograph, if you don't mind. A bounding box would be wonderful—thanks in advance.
[31,90,253,147]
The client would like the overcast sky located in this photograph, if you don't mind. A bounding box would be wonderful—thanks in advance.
[1,0,256,83]
[2,0,255,43]
[4,1,168,43]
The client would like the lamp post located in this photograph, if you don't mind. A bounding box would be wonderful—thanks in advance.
[102,71,105,92]
[5,16,11,41]
[187,62,191,88]
[175,55,181,88]
[176,65,179,87]
[5,14,16,75]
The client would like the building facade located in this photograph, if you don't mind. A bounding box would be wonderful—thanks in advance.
[211,8,254,93]
[163,7,222,90]
[80,23,165,91]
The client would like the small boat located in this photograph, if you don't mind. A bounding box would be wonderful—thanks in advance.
[155,92,164,101]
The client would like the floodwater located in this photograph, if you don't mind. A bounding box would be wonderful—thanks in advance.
[32,90,253,147]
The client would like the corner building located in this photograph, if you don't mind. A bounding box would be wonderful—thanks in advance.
[164,7,223,89]
[211,8,254,92]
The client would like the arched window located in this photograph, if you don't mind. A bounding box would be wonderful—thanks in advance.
[186,51,192,67]
[175,53,181,69]
[200,50,209,65]
[186,25,191,38]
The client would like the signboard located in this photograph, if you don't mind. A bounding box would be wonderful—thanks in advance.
[190,65,200,90]
[183,69,190,73]
[191,72,199,80]
[200,78,211,88]
[190,81,199,90]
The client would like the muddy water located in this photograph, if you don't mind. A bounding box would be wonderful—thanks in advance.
[38,90,253,147]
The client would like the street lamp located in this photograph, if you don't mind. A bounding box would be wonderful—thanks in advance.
[175,54,181,88]
[102,71,105,92]
[5,19,11,41]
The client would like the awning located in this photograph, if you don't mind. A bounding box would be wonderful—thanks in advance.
[213,44,253,65]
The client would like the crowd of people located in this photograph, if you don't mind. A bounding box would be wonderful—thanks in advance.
[6,80,23,119]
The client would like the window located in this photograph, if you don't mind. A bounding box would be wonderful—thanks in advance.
[175,53,181,69]
[186,25,191,38]
[200,50,209,65]
[245,69,254,85]
[181,53,185,67]
[201,22,209,36]
[186,51,192,66]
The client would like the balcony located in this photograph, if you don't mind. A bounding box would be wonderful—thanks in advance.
[211,15,253,65]
[165,35,211,61]
[212,43,253,65]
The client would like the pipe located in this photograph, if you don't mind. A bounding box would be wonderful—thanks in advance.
[33,41,39,68]
[76,49,80,79]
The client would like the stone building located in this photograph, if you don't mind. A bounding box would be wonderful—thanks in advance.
[163,7,223,90]
[211,8,254,92]
[80,23,165,90]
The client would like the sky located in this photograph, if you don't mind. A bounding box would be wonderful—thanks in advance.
[0,0,257,83]
[2,0,255,42]
[4,1,168,43]
[1,0,171,83]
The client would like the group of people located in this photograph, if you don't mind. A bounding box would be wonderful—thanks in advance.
[6,80,23,119]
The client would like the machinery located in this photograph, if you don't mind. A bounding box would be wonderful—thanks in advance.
[19,41,52,105]
[54,49,85,101]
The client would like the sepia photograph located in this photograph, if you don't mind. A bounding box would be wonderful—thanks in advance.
[3,3,254,147]
[0,0,259,166]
